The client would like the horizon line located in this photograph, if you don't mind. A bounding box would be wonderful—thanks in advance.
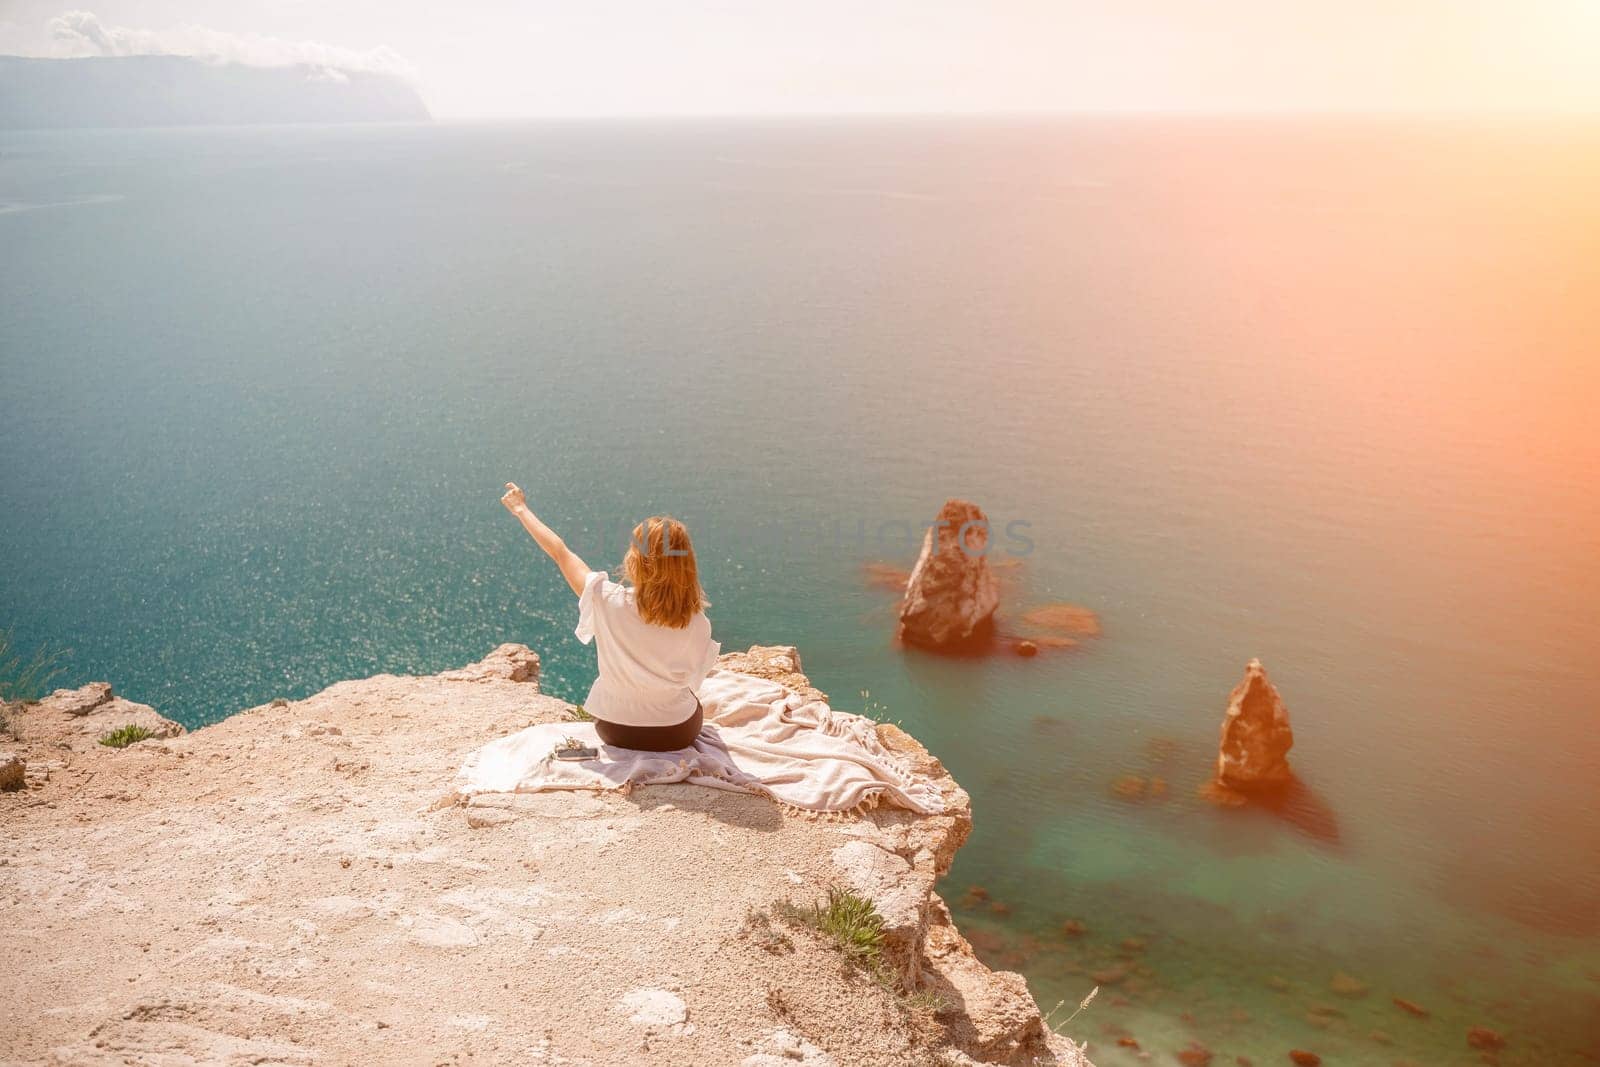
[428,107,1600,121]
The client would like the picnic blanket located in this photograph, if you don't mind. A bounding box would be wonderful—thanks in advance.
[453,669,944,815]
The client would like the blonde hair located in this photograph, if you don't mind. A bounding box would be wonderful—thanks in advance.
[622,516,706,629]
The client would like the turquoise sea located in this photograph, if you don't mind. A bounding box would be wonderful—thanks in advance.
[3,118,1598,1064]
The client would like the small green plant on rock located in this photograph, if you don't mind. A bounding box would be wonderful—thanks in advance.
[99,723,155,749]
[777,885,886,969]
[775,885,952,1043]
[567,704,593,721]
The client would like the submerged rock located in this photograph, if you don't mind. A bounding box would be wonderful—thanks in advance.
[1467,1026,1506,1051]
[1393,997,1429,1018]
[1110,774,1147,801]
[897,499,999,650]
[1017,604,1102,637]
[1330,972,1369,998]
[862,561,912,592]
[1006,604,1099,656]
[1212,659,1295,794]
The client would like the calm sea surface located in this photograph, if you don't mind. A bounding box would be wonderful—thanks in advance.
[3,118,1598,1064]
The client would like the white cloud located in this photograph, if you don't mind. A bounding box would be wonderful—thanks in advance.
[41,10,416,81]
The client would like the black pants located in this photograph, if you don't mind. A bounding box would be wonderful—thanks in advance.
[593,699,704,752]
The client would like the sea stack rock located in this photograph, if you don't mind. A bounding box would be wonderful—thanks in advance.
[897,499,1000,650]
[1213,658,1294,794]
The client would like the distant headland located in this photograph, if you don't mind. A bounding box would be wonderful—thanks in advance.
[0,55,430,129]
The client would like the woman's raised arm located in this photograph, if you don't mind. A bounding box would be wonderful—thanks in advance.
[500,482,590,597]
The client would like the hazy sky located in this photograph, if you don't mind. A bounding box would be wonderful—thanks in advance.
[3,1,1599,118]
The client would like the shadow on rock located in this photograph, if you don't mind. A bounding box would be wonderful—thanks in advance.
[623,778,785,832]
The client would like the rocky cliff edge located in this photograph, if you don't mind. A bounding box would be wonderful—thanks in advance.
[0,644,1088,1067]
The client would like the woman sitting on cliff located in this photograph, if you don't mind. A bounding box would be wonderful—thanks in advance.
[500,483,719,752]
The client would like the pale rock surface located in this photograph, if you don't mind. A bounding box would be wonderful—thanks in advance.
[618,987,689,1026]
[742,1028,838,1066]
[437,642,542,683]
[12,682,185,753]
[898,499,1001,649]
[1,644,1089,1066]
[43,681,115,716]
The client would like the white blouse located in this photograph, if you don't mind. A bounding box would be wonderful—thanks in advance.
[575,570,721,727]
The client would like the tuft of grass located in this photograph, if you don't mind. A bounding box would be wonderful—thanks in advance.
[774,886,953,1044]
[1043,985,1099,1034]
[99,723,155,749]
[777,885,886,970]
[857,689,903,726]
[896,986,952,1047]
[567,704,593,722]
[0,627,70,704]
[899,988,951,1014]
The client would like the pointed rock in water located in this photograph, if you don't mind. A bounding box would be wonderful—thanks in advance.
[1213,659,1295,794]
[897,499,999,650]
